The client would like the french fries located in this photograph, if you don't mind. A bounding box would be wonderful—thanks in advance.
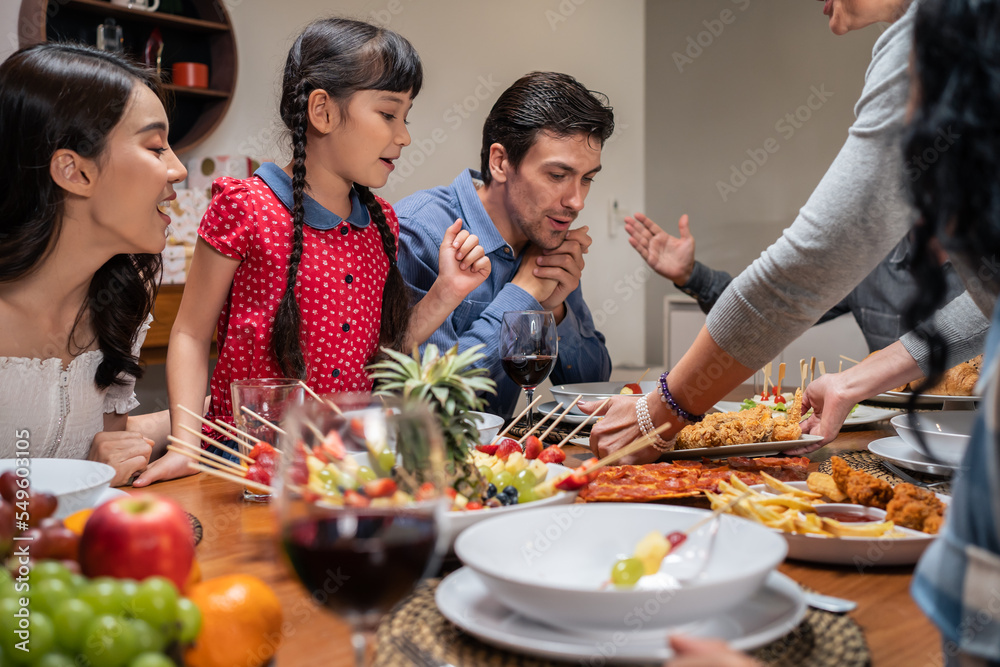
[708,474,903,539]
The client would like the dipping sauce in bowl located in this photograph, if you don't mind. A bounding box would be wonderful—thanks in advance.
[814,503,886,524]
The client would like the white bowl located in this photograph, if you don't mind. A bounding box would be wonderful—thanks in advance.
[454,504,786,632]
[470,411,504,444]
[0,458,115,519]
[550,381,658,415]
[890,411,975,466]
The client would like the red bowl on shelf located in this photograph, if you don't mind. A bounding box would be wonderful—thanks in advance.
[172,62,209,88]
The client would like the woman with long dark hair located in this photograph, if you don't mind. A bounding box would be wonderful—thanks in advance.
[0,43,185,486]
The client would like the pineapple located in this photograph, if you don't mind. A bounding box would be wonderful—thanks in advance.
[369,344,497,498]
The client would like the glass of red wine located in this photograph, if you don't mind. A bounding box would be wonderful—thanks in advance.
[500,310,558,428]
[275,394,448,666]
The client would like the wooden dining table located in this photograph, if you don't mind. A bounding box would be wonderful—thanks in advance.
[134,422,943,666]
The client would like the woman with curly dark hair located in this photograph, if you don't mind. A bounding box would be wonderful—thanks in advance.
[0,43,185,486]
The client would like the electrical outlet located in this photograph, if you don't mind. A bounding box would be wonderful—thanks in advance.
[608,198,628,237]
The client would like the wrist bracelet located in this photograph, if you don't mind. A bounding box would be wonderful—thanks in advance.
[635,392,673,452]
[657,371,704,423]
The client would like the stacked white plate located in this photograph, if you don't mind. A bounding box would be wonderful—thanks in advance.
[439,504,804,663]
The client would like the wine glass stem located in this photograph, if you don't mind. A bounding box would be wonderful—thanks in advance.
[351,628,375,667]
[525,389,535,429]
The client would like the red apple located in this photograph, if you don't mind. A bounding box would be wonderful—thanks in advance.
[79,494,194,590]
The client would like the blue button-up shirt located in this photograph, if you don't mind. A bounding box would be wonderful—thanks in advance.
[395,169,612,417]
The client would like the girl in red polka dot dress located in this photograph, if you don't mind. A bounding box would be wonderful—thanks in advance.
[137,18,490,485]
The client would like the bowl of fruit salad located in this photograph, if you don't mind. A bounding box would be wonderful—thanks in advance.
[454,503,787,632]
[0,459,115,520]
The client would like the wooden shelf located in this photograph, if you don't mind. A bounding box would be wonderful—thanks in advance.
[62,0,229,32]
[163,83,230,99]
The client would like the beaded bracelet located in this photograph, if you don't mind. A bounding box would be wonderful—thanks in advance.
[635,392,673,452]
[657,371,705,424]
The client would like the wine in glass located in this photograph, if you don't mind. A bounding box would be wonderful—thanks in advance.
[276,394,448,666]
[500,310,558,428]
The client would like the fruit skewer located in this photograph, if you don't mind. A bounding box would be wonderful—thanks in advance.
[536,394,583,441]
[553,395,613,448]
[166,437,246,474]
[489,394,544,445]
[515,401,564,445]
[175,403,256,461]
[188,462,274,495]
[298,380,344,416]
[241,406,287,436]
[178,423,254,465]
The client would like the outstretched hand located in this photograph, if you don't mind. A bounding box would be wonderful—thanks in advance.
[796,372,855,451]
[438,218,491,301]
[132,450,198,487]
[626,213,696,285]
[579,395,664,465]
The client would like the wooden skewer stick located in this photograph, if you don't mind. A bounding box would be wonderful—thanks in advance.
[580,420,676,473]
[166,443,246,476]
[304,420,326,442]
[298,381,344,415]
[241,406,287,436]
[799,360,807,391]
[838,360,843,374]
[167,436,246,472]
[516,402,564,445]
[763,362,772,394]
[175,404,254,452]
[214,419,261,446]
[491,394,544,444]
[177,424,255,464]
[818,361,827,376]
[555,396,613,448]
[636,368,651,383]
[809,356,817,384]
[776,362,786,397]
[188,462,274,494]
[839,355,860,365]
[687,489,753,535]
[207,420,254,456]
[538,395,583,441]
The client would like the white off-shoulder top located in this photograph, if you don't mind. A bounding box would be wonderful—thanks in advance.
[0,317,150,459]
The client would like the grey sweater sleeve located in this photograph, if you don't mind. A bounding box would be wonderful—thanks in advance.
[705,4,918,371]
[901,291,989,373]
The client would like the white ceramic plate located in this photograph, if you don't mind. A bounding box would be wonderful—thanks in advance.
[714,401,898,427]
[550,382,658,416]
[868,435,960,475]
[660,435,824,460]
[536,401,593,425]
[750,481,942,566]
[435,568,806,664]
[870,391,980,405]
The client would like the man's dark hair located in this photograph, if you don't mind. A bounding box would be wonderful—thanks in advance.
[479,71,614,185]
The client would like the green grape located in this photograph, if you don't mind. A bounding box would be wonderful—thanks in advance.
[477,465,493,482]
[132,577,179,636]
[69,574,87,591]
[175,597,202,644]
[517,487,538,504]
[493,471,514,490]
[30,562,73,587]
[52,598,94,653]
[376,449,396,472]
[356,466,377,484]
[0,573,16,599]
[25,611,56,658]
[31,579,73,616]
[129,618,166,654]
[81,615,140,667]
[118,579,139,617]
[337,471,357,490]
[316,467,336,485]
[513,469,538,495]
[610,558,645,588]
[128,653,176,667]
[37,654,77,667]
[78,578,127,617]
[0,598,23,659]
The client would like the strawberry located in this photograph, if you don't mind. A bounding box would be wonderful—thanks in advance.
[344,490,370,507]
[475,442,499,455]
[537,447,566,464]
[415,482,437,501]
[363,478,397,498]
[319,431,346,461]
[465,501,484,511]
[495,438,522,461]
[523,435,543,460]
[245,464,272,487]
[249,441,276,460]
[579,457,601,482]
[554,471,589,491]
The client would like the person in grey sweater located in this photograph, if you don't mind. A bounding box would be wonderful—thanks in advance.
[586,0,990,464]
[625,213,968,354]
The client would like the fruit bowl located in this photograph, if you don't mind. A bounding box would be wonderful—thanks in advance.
[890,411,975,466]
[454,503,786,632]
[0,458,114,519]
[470,411,504,444]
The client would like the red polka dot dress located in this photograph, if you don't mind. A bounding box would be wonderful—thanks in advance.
[198,164,397,427]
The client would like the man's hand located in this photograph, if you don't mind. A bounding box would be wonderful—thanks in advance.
[512,242,558,305]
[626,213,695,285]
[437,218,492,302]
[536,226,592,314]
[88,431,154,487]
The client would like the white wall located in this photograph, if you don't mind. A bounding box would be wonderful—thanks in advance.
[643,0,884,364]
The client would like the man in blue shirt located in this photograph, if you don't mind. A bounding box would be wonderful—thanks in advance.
[395,71,614,417]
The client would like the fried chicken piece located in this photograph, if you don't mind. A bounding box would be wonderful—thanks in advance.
[674,404,774,449]
[886,483,946,534]
[830,456,895,509]
[772,389,804,441]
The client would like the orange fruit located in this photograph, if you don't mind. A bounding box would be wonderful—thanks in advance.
[63,509,93,535]
[184,559,202,592]
[184,574,283,667]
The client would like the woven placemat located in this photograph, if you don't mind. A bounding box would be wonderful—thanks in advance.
[818,450,952,495]
[506,415,589,444]
[374,580,870,667]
